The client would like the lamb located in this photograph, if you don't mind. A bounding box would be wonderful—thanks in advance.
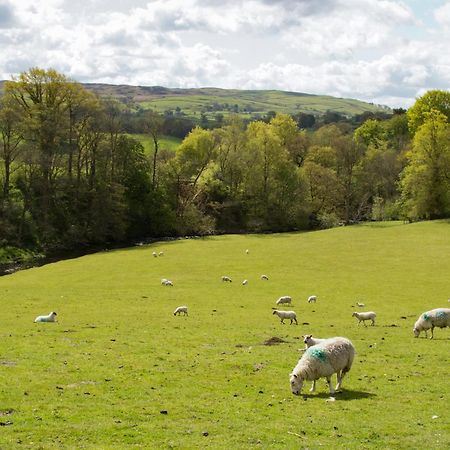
[222,276,232,282]
[158,251,164,256]
[289,337,355,395]
[276,295,292,306]
[273,310,297,325]
[261,274,269,280]
[352,311,376,326]
[242,279,248,285]
[413,308,450,339]
[162,279,173,286]
[152,251,158,257]
[173,306,188,316]
[34,312,57,323]
[356,302,365,308]
[303,334,327,349]
[161,278,168,285]
[245,249,249,254]
[307,295,317,303]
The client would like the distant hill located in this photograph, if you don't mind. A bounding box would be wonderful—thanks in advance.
[1,80,391,120]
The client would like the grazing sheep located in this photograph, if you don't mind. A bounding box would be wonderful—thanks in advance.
[352,311,376,326]
[290,337,355,395]
[356,302,365,308]
[276,295,292,306]
[174,306,188,316]
[34,312,57,323]
[222,275,232,282]
[152,251,158,257]
[307,295,317,303]
[242,279,248,285]
[158,251,164,256]
[261,275,269,281]
[162,280,173,286]
[303,334,327,349]
[413,308,450,339]
[273,310,297,325]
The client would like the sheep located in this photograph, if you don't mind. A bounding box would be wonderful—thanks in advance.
[261,275,269,281]
[158,251,164,256]
[413,308,450,339]
[273,310,297,325]
[245,249,249,254]
[222,276,232,282]
[352,311,376,326]
[303,334,327,349]
[276,295,292,306]
[307,295,317,303]
[174,306,188,316]
[161,278,168,285]
[152,251,158,257]
[242,279,248,285]
[34,312,57,323]
[162,280,173,286]
[289,337,355,395]
[356,302,365,308]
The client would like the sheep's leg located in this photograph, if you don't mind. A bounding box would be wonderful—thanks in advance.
[280,318,285,324]
[326,376,335,394]
[363,320,367,327]
[309,380,316,392]
[371,319,375,326]
[336,370,345,391]
[430,327,434,339]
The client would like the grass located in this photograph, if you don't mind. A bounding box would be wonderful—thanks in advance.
[130,134,181,155]
[0,220,449,448]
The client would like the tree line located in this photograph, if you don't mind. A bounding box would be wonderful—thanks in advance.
[1,68,449,259]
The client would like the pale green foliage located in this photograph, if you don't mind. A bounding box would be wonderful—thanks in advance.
[400,109,450,219]
[354,119,386,148]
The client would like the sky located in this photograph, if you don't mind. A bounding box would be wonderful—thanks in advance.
[0,0,449,108]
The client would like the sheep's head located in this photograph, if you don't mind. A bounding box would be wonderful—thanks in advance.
[272,310,278,315]
[50,312,57,316]
[303,334,313,344]
[351,312,357,317]
[413,327,420,337]
[289,373,303,395]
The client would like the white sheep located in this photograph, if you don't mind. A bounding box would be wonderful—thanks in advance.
[245,249,249,254]
[152,251,158,257]
[413,308,450,339]
[261,274,269,280]
[303,334,327,349]
[276,295,292,306]
[242,279,248,285]
[173,306,188,316]
[34,312,57,323]
[163,280,173,286]
[290,337,355,395]
[356,302,365,308]
[273,310,297,325]
[352,311,376,326]
[158,251,164,256]
[161,278,168,285]
[307,295,317,303]
[222,276,232,282]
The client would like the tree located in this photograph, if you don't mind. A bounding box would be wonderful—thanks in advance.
[143,111,164,188]
[400,109,450,219]
[407,90,450,136]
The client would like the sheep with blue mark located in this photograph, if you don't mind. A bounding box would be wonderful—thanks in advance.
[290,337,355,395]
[413,308,450,339]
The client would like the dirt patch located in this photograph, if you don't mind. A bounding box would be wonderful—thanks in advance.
[0,361,16,367]
[263,336,288,346]
[0,409,14,416]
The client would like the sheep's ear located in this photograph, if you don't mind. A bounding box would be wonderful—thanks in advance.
[292,374,298,378]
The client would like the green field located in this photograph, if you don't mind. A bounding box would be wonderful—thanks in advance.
[131,134,181,155]
[1,221,449,448]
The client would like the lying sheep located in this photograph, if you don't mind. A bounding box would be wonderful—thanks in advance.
[174,306,188,316]
[222,276,232,283]
[307,295,317,303]
[242,279,248,285]
[303,334,327,349]
[290,337,355,395]
[162,279,173,286]
[356,302,365,308]
[158,251,164,256]
[152,251,158,257]
[413,308,450,339]
[245,249,249,254]
[352,311,376,326]
[276,295,292,306]
[261,275,269,281]
[34,312,57,323]
[161,278,168,285]
[273,310,297,325]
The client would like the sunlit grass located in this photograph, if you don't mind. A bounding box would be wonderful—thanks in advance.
[0,221,449,448]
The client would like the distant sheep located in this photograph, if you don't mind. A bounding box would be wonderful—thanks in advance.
[303,334,327,349]
[174,306,188,316]
[34,312,57,323]
[273,310,297,325]
[276,295,292,306]
[162,279,173,286]
[413,308,450,339]
[352,311,376,326]
[242,279,248,285]
[245,249,249,254]
[161,278,168,285]
[261,275,269,281]
[222,276,232,282]
[290,337,355,395]
[307,295,317,303]
[152,252,158,257]
[158,251,164,256]
[356,302,365,308]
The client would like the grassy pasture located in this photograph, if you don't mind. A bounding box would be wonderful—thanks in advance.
[0,221,449,449]
[131,134,181,155]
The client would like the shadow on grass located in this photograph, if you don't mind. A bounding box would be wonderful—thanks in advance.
[300,389,376,401]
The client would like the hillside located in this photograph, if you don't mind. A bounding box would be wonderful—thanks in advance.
[82,83,390,119]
